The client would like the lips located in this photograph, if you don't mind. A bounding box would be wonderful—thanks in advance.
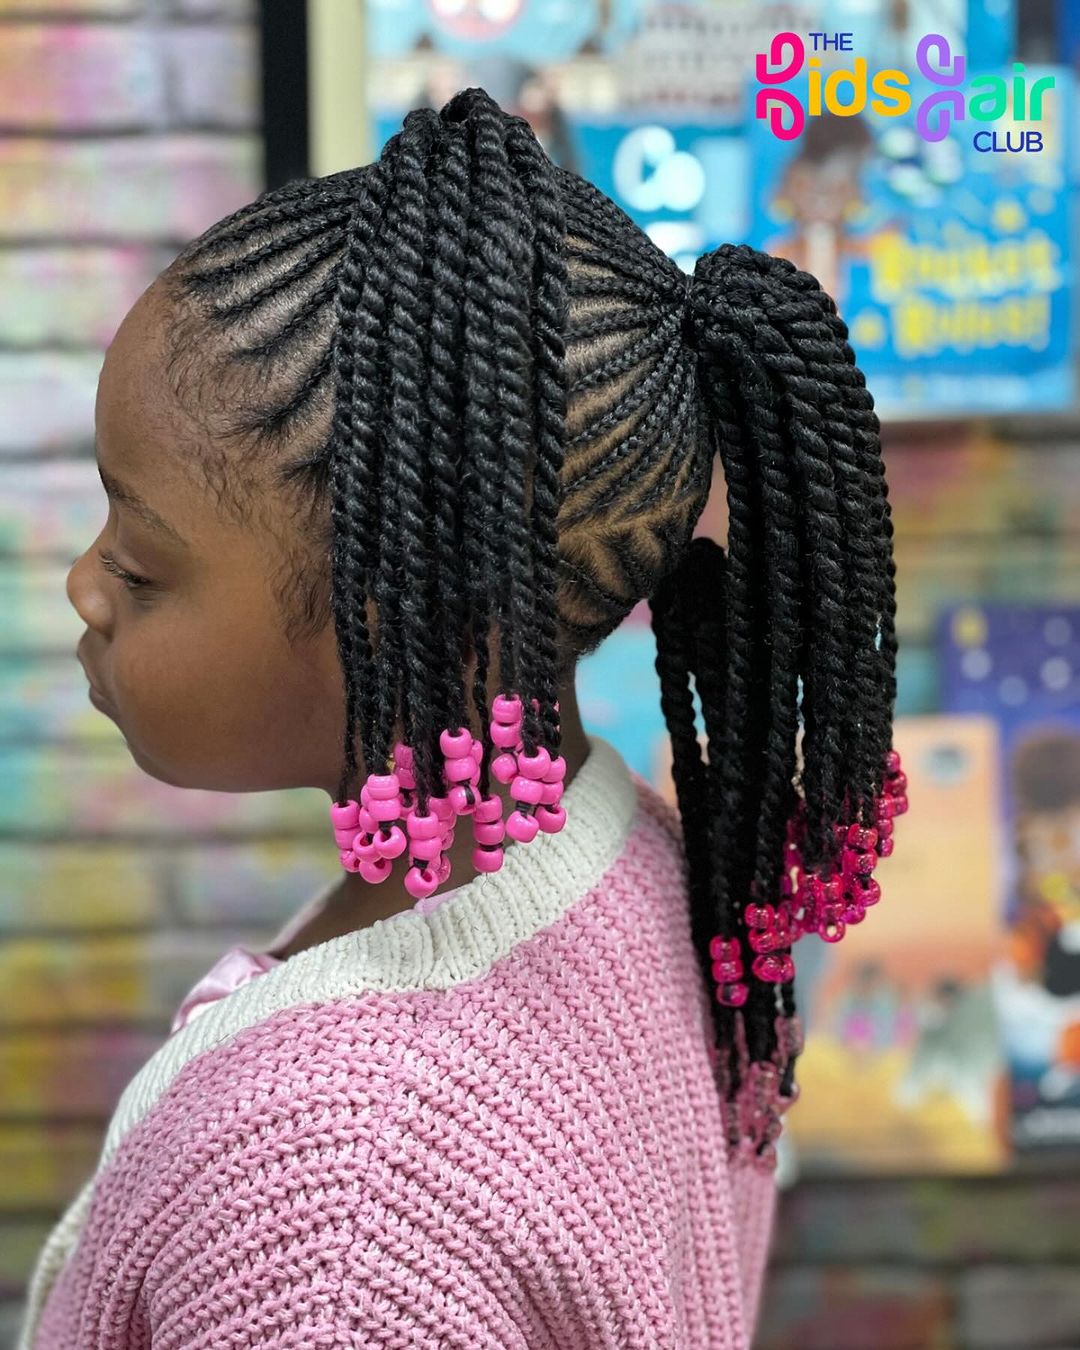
[77,641,115,712]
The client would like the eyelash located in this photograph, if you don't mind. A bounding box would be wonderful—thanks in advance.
[98,548,154,594]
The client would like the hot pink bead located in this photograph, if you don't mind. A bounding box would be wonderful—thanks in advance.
[357,805,379,835]
[359,856,392,883]
[540,780,563,806]
[511,776,544,805]
[536,804,566,833]
[491,721,523,750]
[436,854,452,883]
[752,953,788,983]
[409,835,442,862]
[372,825,407,859]
[330,800,360,830]
[404,864,438,899]
[407,811,441,841]
[444,755,478,784]
[473,819,506,846]
[339,850,362,872]
[473,845,504,873]
[366,774,400,801]
[712,959,743,982]
[710,936,740,962]
[818,915,846,943]
[517,748,551,780]
[847,823,878,850]
[439,727,473,757]
[892,796,909,815]
[448,784,479,814]
[492,694,523,723]
[491,752,519,783]
[369,796,401,824]
[843,848,876,876]
[473,796,503,824]
[716,981,749,1007]
[877,835,894,858]
[855,876,881,905]
[887,770,908,795]
[544,755,567,783]
[749,929,783,954]
[745,903,777,930]
[883,749,901,774]
[431,796,454,822]
[843,899,867,924]
[334,826,360,850]
[506,810,539,843]
[352,833,378,861]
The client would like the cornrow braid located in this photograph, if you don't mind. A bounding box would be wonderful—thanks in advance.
[160,89,898,1171]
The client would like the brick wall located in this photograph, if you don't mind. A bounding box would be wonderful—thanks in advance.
[0,7,1078,1349]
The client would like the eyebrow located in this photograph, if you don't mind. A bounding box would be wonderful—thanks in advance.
[98,465,189,549]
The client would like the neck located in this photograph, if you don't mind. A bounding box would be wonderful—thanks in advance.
[288,681,590,956]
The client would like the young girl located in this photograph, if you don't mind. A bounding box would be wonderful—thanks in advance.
[22,87,902,1348]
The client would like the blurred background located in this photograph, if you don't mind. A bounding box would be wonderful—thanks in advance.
[1,1,1079,1346]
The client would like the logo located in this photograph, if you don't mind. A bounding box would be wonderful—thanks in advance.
[756,31,1055,152]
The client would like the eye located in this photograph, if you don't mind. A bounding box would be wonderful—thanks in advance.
[97,548,154,593]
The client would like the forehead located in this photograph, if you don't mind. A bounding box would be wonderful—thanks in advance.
[94,282,220,538]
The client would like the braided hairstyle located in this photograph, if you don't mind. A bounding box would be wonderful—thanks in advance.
[160,88,897,1160]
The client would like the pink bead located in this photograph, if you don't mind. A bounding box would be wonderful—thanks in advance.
[439,727,473,757]
[393,741,413,768]
[430,795,454,822]
[511,775,544,805]
[365,773,400,801]
[491,721,523,750]
[444,755,478,784]
[473,795,503,825]
[358,805,380,835]
[473,845,504,873]
[877,835,894,858]
[404,864,438,899]
[540,780,563,806]
[473,820,506,846]
[892,795,909,815]
[407,811,441,841]
[846,823,878,850]
[471,737,484,762]
[716,981,749,1007]
[492,694,522,723]
[752,954,787,983]
[855,876,881,905]
[372,825,407,859]
[491,752,519,783]
[710,936,740,962]
[409,835,442,862]
[843,848,875,877]
[339,850,362,872]
[536,804,566,833]
[330,800,360,830]
[886,771,908,795]
[352,833,378,861]
[506,810,539,843]
[369,796,401,824]
[436,853,453,883]
[712,959,743,982]
[358,856,392,883]
[544,755,567,783]
[843,899,867,924]
[749,929,783,954]
[448,783,479,814]
[883,749,901,774]
[334,826,360,850]
[818,915,846,943]
[745,902,776,930]
[517,748,551,780]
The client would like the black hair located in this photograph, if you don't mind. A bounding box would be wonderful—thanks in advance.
[160,88,897,1157]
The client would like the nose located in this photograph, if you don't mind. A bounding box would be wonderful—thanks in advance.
[66,544,111,636]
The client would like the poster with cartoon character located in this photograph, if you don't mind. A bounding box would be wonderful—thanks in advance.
[939,604,1080,1153]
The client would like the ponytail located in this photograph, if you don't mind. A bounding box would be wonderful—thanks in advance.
[651,243,901,1165]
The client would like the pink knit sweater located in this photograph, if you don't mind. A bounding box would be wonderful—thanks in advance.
[20,734,777,1348]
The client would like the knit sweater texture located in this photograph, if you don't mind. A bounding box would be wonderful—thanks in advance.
[20,733,777,1348]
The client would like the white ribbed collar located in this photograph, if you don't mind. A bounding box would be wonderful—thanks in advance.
[102,731,638,1161]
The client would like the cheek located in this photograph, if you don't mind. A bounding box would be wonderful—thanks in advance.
[109,607,345,792]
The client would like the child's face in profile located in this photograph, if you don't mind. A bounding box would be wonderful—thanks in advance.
[66,278,348,795]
